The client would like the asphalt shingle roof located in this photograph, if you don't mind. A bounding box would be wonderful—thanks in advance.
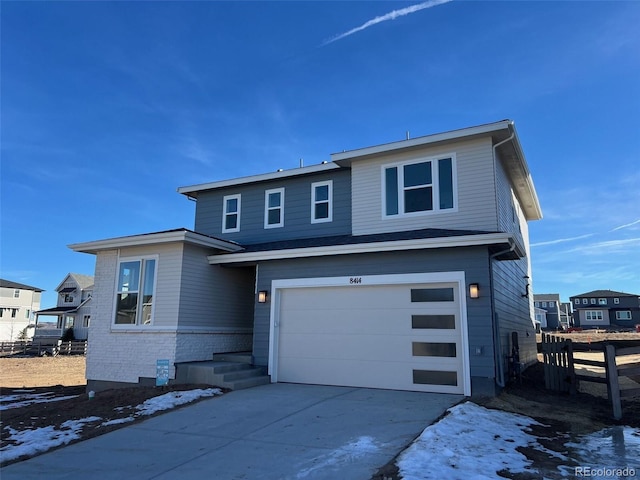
[572,289,639,298]
[0,279,44,292]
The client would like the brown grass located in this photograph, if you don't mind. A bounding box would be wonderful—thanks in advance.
[0,356,86,388]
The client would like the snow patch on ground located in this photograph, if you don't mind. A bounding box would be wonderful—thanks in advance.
[0,392,80,411]
[0,388,222,464]
[296,436,381,478]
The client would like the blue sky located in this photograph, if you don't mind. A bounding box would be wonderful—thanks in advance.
[2,0,639,309]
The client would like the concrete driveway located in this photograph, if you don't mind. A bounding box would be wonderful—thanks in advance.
[2,383,461,480]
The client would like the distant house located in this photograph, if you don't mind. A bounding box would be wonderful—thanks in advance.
[0,279,43,341]
[570,290,640,329]
[559,302,573,328]
[34,273,94,340]
[533,294,563,330]
[533,307,547,331]
[70,120,543,396]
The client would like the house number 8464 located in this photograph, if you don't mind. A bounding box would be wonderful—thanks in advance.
[349,277,362,284]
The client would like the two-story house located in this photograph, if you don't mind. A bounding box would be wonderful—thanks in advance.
[34,273,94,340]
[533,294,563,330]
[70,120,542,396]
[0,279,43,341]
[570,290,640,329]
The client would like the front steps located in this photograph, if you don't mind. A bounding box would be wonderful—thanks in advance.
[175,352,270,391]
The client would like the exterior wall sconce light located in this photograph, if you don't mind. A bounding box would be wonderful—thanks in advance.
[257,290,269,303]
[469,283,480,299]
[522,275,530,298]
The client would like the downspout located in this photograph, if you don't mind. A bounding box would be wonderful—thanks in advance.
[490,126,516,388]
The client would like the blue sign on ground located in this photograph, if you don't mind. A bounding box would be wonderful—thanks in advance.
[156,359,170,386]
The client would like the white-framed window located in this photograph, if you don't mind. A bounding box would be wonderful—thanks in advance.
[585,310,604,321]
[64,315,75,329]
[614,298,620,304]
[64,293,74,303]
[264,188,285,228]
[616,311,632,320]
[222,194,241,233]
[534,301,539,307]
[574,299,580,305]
[114,257,157,326]
[582,299,588,305]
[590,298,596,304]
[598,298,607,305]
[83,315,91,327]
[382,155,456,217]
[548,301,554,307]
[311,181,333,223]
[25,309,30,319]
[542,301,547,307]
[13,289,20,298]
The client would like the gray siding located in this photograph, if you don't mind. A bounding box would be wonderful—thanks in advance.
[253,247,495,380]
[193,169,352,244]
[351,137,499,235]
[177,243,254,330]
[495,149,526,243]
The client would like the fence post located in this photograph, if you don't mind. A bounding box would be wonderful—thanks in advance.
[566,338,576,395]
[604,344,622,420]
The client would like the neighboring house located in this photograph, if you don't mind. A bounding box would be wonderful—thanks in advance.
[570,290,640,329]
[560,302,573,328]
[534,307,547,331]
[533,294,563,330]
[70,119,543,396]
[34,273,94,340]
[0,279,43,341]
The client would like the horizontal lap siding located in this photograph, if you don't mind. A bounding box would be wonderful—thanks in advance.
[194,170,351,243]
[253,247,494,379]
[178,244,254,330]
[352,137,498,235]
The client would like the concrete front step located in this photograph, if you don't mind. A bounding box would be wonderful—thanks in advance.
[212,352,253,364]
[175,359,270,391]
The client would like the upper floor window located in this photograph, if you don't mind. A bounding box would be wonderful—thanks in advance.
[548,301,554,307]
[613,298,620,304]
[574,299,580,305]
[83,315,91,327]
[542,301,547,307]
[222,194,241,233]
[114,257,157,326]
[64,294,74,303]
[590,298,596,305]
[598,298,607,305]
[264,188,284,228]
[311,181,333,223]
[534,301,539,307]
[383,156,456,217]
[13,289,20,298]
[582,299,588,305]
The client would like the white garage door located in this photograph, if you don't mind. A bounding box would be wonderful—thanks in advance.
[274,281,467,394]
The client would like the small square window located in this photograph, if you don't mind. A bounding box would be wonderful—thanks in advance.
[13,289,20,298]
[614,298,620,304]
[598,298,607,305]
[542,301,547,307]
[574,299,580,305]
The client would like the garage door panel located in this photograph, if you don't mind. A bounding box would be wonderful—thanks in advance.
[275,281,465,394]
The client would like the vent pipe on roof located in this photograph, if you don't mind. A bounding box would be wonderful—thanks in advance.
[406,131,410,140]
[299,158,304,168]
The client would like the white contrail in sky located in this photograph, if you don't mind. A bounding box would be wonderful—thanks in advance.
[530,234,594,248]
[322,0,453,46]
[610,219,640,231]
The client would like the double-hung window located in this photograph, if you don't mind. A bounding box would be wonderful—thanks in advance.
[585,310,603,321]
[383,156,456,217]
[114,257,157,326]
[222,194,241,233]
[264,188,284,228]
[311,181,332,223]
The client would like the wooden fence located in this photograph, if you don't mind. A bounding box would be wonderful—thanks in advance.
[0,340,88,356]
[541,333,640,419]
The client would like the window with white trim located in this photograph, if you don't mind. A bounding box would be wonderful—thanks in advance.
[598,298,607,305]
[13,289,20,298]
[616,311,632,320]
[542,301,547,307]
[548,301,554,307]
[114,257,157,326]
[222,194,241,233]
[311,181,332,223]
[83,315,91,327]
[582,299,588,304]
[614,298,620,304]
[264,188,284,228]
[590,298,596,304]
[64,293,74,303]
[383,156,456,217]
[574,299,580,305]
[585,310,604,321]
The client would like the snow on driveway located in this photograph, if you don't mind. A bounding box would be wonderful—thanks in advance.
[397,402,639,480]
[0,388,222,464]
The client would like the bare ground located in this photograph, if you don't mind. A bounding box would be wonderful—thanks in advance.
[0,355,87,388]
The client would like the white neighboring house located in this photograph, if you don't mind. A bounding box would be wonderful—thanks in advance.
[34,273,94,340]
[0,279,43,341]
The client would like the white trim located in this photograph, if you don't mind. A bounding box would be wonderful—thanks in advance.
[178,162,341,198]
[311,180,333,224]
[264,188,285,229]
[208,233,519,265]
[615,311,632,321]
[68,230,242,254]
[112,254,159,328]
[222,194,241,233]
[381,154,458,219]
[267,271,471,396]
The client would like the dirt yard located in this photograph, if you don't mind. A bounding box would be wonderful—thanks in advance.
[0,356,87,388]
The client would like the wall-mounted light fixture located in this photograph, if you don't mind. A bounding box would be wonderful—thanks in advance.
[521,275,530,298]
[469,283,480,299]
[257,290,269,303]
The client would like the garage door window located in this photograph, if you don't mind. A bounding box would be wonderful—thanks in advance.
[413,370,457,386]
[411,288,454,302]
[412,342,456,357]
[412,315,455,329]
